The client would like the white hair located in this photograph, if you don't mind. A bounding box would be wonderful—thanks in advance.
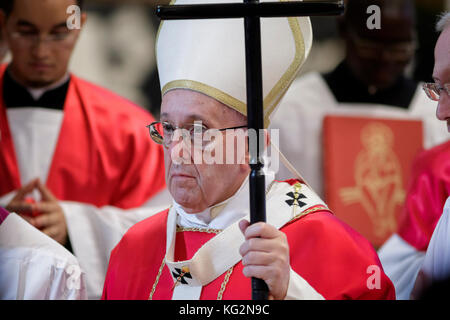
[436,11,450,32]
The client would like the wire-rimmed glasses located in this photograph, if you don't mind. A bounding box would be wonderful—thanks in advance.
[147,121,247,149]
[422,83,450,101]
[9,30,78,47]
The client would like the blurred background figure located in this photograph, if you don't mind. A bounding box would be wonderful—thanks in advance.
[0,0,169,300]
[0,2,7,61]
[384,11,450,300]
[69,1,162,117]
[380,139,450,299]
[0,28,7,62]
[270,0,449,251]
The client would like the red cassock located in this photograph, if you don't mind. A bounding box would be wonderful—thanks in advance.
[397,140,450,251]
[102,205,395,300]
[0,65,166,209]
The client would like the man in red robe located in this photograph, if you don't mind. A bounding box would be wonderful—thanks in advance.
[378,140,450,299]
[102,0,395,300]
[0,0,167,299]
[399,141,450,253]
[379,12,450,299]
[379,11,450,299]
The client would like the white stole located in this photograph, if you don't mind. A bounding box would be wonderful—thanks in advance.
[164,177,327,300]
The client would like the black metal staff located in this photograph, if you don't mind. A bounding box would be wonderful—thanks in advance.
[156,0,344,300]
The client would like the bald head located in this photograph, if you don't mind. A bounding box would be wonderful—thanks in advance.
[433,18,450,131]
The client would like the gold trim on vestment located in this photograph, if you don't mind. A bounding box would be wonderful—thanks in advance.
[148,257,166,300]
[147,204,325,300]
[158,0,306,129]
[176,226,222,234]
[289,205,330,225]
[147,252,236,300]
[217,266,235,300]
[148,179,311,300]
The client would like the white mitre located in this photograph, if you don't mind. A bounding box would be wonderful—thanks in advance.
[156,0,313,128]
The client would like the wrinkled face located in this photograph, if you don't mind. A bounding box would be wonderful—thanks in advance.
[344,12,415,90]
[160,89,250,213]
[433,27,450,132]
[1,0,85,88]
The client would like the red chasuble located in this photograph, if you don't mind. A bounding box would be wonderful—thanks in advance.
[102,201,395,300]
[397,140,450,251]
[0,65,166,208]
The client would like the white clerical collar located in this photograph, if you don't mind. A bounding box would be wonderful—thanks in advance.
[26,73,70,101]
[174,170,275,230]
[164,173,327,300]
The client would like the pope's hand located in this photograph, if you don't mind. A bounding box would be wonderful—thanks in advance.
[31,180,68,245]
[239,220,290,300]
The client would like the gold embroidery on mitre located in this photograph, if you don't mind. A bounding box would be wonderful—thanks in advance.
[163,79,247,117]
[159,0,306,129]
[263,12,306,128]
[338,122,405,238]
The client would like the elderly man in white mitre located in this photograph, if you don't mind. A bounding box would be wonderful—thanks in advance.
[102,0,395,300]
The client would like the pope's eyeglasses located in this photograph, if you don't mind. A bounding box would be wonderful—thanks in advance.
[422,83,450,101]
[147,121,247,149]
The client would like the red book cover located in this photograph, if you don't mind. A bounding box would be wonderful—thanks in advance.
[323,115,423,248]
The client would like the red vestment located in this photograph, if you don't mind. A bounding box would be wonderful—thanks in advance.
[397,140,450,251]
[0,65,166,208]
[102,202,395,300]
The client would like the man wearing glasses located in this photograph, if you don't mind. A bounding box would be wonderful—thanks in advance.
[271,0,448,200]
[0,0,168,299]
[379,11,450,300]
[102,0,395,300]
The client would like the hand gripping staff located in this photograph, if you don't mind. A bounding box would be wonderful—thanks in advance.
[156,0,344,300]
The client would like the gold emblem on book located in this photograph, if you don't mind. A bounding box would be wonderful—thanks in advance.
[339,122,405,237]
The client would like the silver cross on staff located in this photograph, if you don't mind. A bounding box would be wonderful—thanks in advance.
[156,0,345,300]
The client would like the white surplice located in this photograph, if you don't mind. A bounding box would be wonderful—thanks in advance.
[411,197,450,298]
[0,108,171,300]
[377,233,425,299]
[0,213,87,300]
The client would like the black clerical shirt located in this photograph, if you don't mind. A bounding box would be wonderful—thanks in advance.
[323,61,418,110]
[3,69,69,110]
[2,68,73,252]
